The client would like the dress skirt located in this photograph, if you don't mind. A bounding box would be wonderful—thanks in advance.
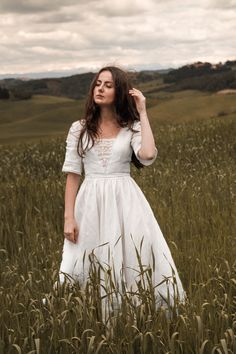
[59,172,187,308]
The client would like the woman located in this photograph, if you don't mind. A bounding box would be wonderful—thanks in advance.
[60,65,186,309]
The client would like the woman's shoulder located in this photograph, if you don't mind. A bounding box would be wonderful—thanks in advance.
[69,119,85,134]
[131,119,141,131]
[71,119,85,129]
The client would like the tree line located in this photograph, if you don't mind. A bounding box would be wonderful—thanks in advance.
[162,60,236,92]
[0,86,32,100]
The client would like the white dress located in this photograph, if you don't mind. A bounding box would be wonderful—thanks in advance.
[60,119,187,307]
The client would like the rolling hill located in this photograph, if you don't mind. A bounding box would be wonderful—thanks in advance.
[0,88,235,144]
[0,59,235,144]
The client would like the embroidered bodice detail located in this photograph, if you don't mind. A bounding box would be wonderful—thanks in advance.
[94,138,115,168]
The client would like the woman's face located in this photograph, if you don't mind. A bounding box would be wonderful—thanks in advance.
[93,70,115,106]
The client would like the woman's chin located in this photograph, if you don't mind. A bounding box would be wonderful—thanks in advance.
[94,101,114,107]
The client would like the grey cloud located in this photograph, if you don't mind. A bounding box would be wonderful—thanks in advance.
[207,0,236,9]
[0,0,235,76]
[34,12,83,24]
[93,0,149,17]
[0,0,92,14]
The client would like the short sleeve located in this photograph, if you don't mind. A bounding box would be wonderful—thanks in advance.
[131,120,158,166]
[62,120,83,175]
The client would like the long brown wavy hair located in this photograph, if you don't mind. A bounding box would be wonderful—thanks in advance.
[77,65,144,169]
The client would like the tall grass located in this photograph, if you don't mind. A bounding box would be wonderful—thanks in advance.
[0,115,235,353]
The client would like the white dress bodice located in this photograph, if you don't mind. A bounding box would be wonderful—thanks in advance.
[93,138,115,168]
[62,120,158,176]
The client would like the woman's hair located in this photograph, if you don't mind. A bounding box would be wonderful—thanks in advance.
[77,65,144,169]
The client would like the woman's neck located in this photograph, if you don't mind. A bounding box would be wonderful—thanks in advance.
[99,106,118,125]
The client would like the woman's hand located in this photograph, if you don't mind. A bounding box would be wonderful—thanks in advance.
[129,88,146,114]
[64,217,79,244]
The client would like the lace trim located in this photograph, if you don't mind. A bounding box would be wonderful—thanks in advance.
[94,139,114,167]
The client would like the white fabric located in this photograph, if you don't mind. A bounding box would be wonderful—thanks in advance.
[60,120,187,307]
[93,139,114,168]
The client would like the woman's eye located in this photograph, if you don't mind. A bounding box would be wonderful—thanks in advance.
[95,82,112,88]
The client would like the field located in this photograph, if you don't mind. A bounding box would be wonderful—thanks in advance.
[0,90,236,353]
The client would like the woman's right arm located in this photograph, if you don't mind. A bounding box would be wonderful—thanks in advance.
[63,172,80,243]
[61,120,84,244]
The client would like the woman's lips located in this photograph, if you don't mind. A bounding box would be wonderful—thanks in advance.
[96,95,104,98]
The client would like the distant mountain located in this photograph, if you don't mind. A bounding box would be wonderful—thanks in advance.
[0,70,164,100]
[0,68,93,80]
[0,60,235,100]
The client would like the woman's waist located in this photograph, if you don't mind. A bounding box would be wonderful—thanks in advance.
[84,172,131,179]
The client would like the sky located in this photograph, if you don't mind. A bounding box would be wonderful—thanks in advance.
[0,0,235,78]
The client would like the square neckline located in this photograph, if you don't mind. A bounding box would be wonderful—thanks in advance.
[95,127,124,141]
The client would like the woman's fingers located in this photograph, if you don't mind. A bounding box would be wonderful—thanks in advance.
[129,89,136,95]
[128,87,146,113]
[64,220,79,243]
[129,88,144,98]
[74,224,79,242]
[64,222,79,244]
[129,87,140,92]
[64,231,75,243]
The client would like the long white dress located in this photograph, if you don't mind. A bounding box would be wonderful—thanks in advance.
[59,119,187,307]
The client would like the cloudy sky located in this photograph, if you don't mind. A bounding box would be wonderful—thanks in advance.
[0,0,235,78]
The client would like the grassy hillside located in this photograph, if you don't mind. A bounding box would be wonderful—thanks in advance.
[147,89,236,123]
[0,95,86,143]
[1,89,236,144]
[0,113,235,352]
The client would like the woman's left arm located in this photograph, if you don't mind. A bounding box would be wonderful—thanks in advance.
[129,88,156,160]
